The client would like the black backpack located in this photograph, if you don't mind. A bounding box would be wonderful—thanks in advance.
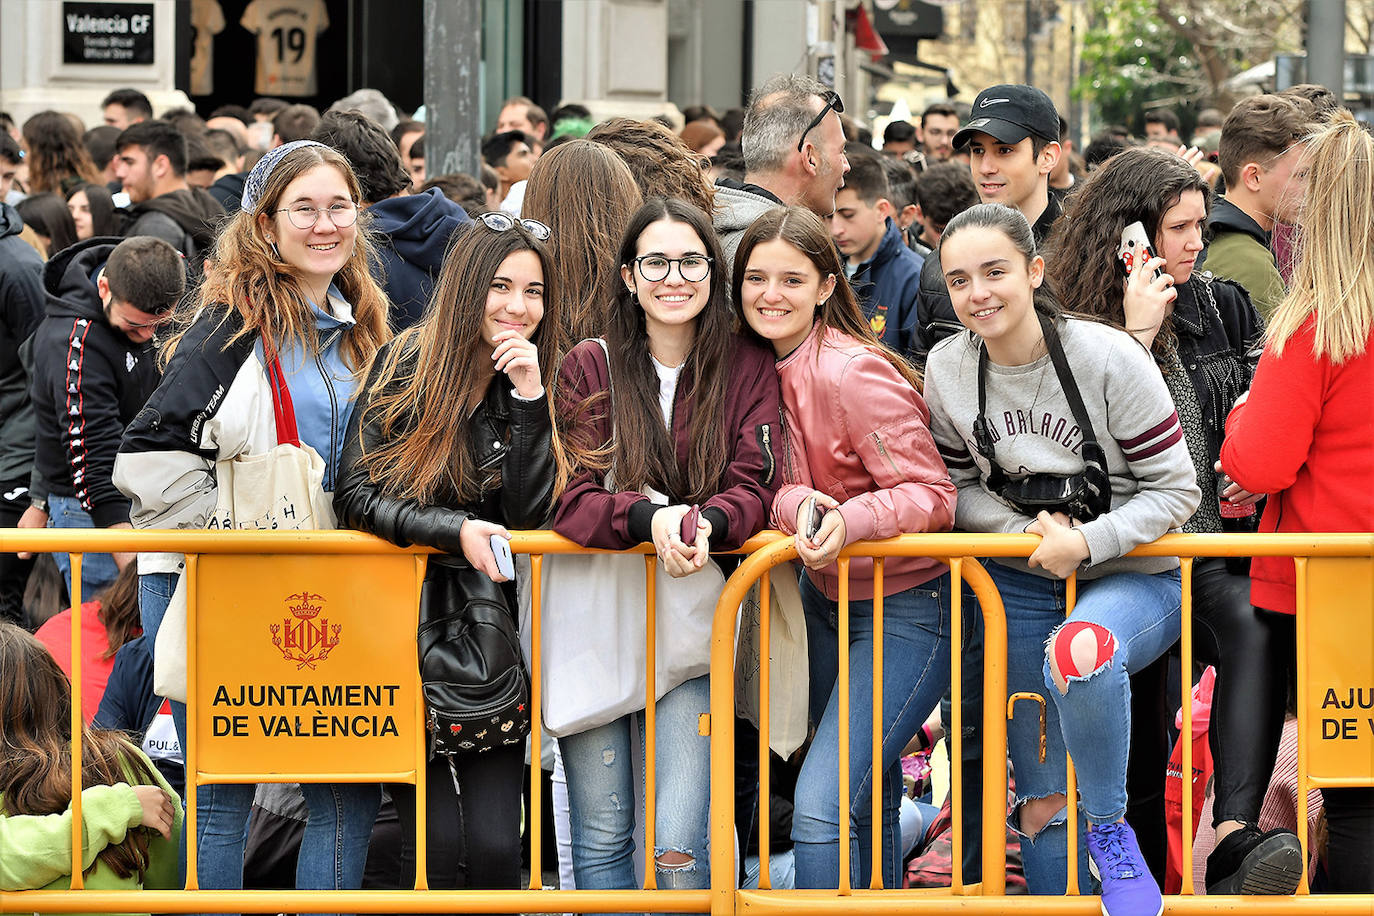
[416,566,530,757]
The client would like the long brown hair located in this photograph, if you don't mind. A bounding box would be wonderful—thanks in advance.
[97,565,141,661]
[22,111,100,194]
[1041,146,1209,360]
[556,197,734,504]
[587,119,717,216]
[160,145,390,376]
[521,140,642,344]
[359,221,559,505]
[0,623,162,881]
[733,206,922,390]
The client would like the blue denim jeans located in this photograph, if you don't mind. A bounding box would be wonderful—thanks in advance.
[49,494,119,601]
[560,674,711,897]
[197,781,380,898]
[791,572,951,890]
[139,571,380,901]
[989,561,1181,894]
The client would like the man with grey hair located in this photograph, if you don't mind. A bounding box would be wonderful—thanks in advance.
[714,73,851,264]
[328,88,401,133]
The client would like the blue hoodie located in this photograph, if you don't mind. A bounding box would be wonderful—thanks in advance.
[367,188,472,329]
[849,217,924,355]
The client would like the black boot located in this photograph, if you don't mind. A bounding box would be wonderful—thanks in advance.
[1205,824,1303,895]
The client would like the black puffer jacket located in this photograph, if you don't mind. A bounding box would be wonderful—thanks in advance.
[332,337,555,564]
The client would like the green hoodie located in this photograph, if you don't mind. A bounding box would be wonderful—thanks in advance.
[0,744,182,913]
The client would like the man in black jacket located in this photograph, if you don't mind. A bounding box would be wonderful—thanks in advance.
[0,197,45,623]
[21,237,184,602]
[114,120,225,277]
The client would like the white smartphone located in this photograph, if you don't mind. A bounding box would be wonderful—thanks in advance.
[1117,221,1162,280]
[490,533,515,579]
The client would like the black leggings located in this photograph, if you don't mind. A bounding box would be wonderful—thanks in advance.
[1127,559,1295,879]
[391,743,524,890]
[1324,787,1374,892]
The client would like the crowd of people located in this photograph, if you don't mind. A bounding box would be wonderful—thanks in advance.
[0,74,1371,916]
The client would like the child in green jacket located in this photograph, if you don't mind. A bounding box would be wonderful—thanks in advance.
[0,622,181,901]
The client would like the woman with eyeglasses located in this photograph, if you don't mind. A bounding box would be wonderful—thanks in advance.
[113,140,391,894]
[551,197,781,895]
[333,209,558,891]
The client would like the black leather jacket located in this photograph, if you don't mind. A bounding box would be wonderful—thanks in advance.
[333,340,556,565]
[1171,272,1263,474]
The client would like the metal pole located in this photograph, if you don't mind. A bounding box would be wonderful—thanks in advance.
[423,0,483,180]
[1307,0,1346,100]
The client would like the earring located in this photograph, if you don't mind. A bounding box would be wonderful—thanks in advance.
[268,240,281,260]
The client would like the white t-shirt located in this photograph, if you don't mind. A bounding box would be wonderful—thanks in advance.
[240,0,330,97]
[651,356,681,429]
[190,0,226,96]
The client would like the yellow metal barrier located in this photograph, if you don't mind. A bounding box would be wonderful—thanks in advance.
[709,531,1374,916]
[0,528,770,916]
[2,529,1372,915]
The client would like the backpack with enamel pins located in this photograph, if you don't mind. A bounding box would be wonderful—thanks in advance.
[417,566,530,757]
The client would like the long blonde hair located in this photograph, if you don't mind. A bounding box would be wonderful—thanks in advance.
[1267,112,1374,363]
[161,145,390,377]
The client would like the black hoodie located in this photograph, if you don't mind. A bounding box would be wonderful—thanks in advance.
[30,238,160,526]
[0,203,45,487]
[123,187,225,275]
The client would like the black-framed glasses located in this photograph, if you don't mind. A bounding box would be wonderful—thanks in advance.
[276,201,359,230]
[633,254,713,283]
[797,90,845,152]
[477,210,551,241]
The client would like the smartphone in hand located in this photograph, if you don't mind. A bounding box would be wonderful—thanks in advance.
[490,533,515,579]
[802,494,827,541]
[1118,221,1163,281]
[680,505,700,545]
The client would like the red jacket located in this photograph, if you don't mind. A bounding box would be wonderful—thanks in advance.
[1220,316,1374,614]
[772,324,956,600]
[553,336,782,550]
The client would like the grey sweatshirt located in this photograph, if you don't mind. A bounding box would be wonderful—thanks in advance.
[924,318,1200,580]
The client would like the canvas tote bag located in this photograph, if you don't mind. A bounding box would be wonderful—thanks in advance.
[519,340,725,737]
[154,346,336,701]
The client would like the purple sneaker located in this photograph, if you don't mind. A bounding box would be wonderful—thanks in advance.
[1086,821,1163,916]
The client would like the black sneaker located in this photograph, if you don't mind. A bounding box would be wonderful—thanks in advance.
[1205,825,1303,895]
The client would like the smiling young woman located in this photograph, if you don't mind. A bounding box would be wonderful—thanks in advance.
[735,206,956,891]
[333,212,560,892]
[924,202,1200,916]
[113,140,390,896]
[550,196,781,895]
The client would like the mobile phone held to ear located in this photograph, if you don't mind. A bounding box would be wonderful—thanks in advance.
[490,533,515,579]
[1118,221,1163,281]
[680,505,701,545]
[802,494,827,541]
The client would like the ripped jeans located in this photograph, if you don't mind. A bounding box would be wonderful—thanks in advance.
[560,675,710,896]
[989,561,1181,894]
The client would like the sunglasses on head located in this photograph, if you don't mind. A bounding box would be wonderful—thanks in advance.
[797,90,845,152]
[477,211,551,241]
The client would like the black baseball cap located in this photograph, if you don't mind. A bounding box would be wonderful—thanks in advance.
[953,85,1060,150]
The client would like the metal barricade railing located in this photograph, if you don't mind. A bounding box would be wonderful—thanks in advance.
[2,529,1373,916]
[0,527,769,916]
[707,531,1374,916]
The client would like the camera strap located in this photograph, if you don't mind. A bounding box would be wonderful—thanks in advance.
[972,313,1105,493]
